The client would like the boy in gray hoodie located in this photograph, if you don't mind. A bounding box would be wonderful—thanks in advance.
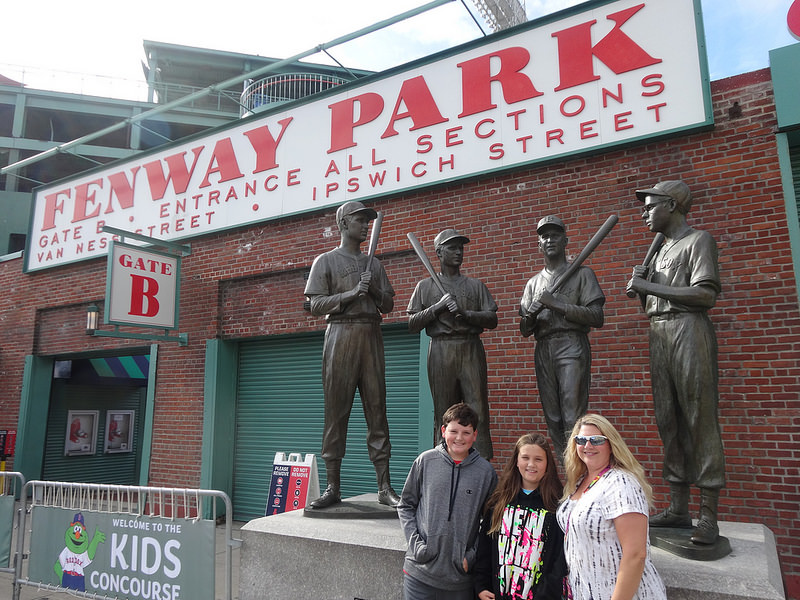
[398,403,498,600]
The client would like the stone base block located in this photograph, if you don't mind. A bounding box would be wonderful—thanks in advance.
[239,495,785,600]
[240,494,406,600]
[652,521,785,600]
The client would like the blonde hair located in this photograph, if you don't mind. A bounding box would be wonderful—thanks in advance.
[560,413,653,506]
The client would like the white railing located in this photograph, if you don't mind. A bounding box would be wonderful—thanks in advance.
[240,72,351,115]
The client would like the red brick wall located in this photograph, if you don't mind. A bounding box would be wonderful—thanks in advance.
[1,68,798,597]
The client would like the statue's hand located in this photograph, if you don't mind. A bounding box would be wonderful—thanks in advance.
[444,293,459,315]
[627,275,646,296]
[357,271,372,296]
[433,293,459,315]
[538,290,555,308]
[526,301,543,316]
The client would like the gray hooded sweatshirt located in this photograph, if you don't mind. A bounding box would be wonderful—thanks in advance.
[398,442,497,591]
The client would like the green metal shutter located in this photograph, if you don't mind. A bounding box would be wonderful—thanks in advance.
[42,382,145,484]
[232,325,423,520]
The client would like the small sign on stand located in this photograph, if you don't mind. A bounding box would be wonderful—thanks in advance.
[265,453,320,516]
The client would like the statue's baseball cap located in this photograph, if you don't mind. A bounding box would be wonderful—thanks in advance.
[635,180,692,213]
[537,215,566,234]
[434,228,470,249]
[335,201,377,222]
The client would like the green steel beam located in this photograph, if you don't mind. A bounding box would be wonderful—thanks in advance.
[1,0,456,177]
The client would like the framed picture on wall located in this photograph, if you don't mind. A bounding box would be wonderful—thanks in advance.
[104,410,134,453]
[64,410,98,456]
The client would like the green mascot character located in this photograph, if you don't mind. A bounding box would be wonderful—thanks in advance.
[54,512,106,591]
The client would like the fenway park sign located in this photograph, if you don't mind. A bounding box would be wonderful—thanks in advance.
[25,0,710,272]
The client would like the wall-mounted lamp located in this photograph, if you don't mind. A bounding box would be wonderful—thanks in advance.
[86,304,100,335]
[85,303,188,346]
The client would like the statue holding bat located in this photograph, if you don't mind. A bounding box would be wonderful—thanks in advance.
[627,180,725,545]
[519,215,610,460]
[407,229,498,459]
[304,201,401,508]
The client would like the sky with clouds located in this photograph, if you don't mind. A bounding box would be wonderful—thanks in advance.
[0,0,797,99]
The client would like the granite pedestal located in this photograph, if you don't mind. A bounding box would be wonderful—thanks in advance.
[239,494,785,600]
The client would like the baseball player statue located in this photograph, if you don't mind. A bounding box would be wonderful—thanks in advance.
[304,201,400,509]
[407,229,498,459]
[627,180,725,545]
[519,216,605,460]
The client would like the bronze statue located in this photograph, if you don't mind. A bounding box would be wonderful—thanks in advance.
[407,229,498,459]
[519,216,605,460]
[627,180,725,545]
[304,201,401,508]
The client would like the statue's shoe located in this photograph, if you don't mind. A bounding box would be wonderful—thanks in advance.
[310,485,341,509]
[690,517,719,545]
[377,486,401,508]
[649,508,691,528]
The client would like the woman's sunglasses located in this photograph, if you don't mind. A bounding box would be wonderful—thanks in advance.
[574,435,608,446]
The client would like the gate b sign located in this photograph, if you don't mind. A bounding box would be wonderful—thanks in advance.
[106,241,180,329]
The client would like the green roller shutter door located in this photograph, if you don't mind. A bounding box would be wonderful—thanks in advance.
[232,325,423,521]
[42,381,144,485]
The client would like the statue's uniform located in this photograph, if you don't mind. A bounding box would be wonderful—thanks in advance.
[407,274,497,459]
[520,265,604,459]
[304,247,395,464]
[644,228,725,490]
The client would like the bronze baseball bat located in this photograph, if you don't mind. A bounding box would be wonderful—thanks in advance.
[365,211,383,272]
[527,214,619,317]
[407,232,448,297]
[626,232,665,298]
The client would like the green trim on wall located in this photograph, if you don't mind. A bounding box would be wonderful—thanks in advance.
[770,44,800,131]
[15,355,54,483]
[138,344,159,486]
[200,338,238,518]
[776,134,800,302]
[416,331,435,451]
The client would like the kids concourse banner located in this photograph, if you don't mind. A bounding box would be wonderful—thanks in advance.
[28,507,214,599]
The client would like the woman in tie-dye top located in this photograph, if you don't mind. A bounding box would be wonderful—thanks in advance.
[474,433,566,600]
[556,414,666,600]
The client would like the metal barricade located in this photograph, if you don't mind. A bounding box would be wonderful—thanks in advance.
[0,472,25,581]
[10,480,239,600]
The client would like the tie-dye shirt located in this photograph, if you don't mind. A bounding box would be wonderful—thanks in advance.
[556,468,667,600]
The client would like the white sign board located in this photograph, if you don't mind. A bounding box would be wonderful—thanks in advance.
[265,453,320,516]
[25,0,711,272]
[106,241,180,329]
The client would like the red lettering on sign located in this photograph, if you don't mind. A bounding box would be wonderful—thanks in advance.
[328,93,384,153]
[381,75,448,138]
[42,189,69,231]
[458,47,543,117]
[129,274,160,317]
[106,167,141,213]
[143,147,204,201]
[242,117,293,173]
[552,4,661,91]
[200,138,244,188]
[72,179,103,223]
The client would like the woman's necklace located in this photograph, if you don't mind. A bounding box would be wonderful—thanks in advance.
[564,464,612,536]
[576,464,611,496]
